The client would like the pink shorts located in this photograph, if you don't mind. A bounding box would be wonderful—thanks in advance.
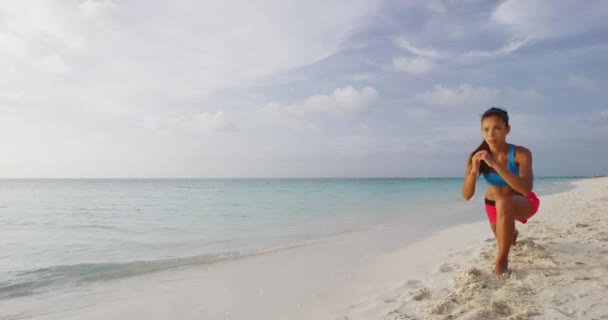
[484,192,540,224]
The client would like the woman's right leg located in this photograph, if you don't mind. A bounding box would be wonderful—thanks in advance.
[494,195,533,276]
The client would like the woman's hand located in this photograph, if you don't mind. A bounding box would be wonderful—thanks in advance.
[470,152,482,174]
[475,150,496,168]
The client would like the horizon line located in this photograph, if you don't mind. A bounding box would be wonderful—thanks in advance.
[0,176,593,180]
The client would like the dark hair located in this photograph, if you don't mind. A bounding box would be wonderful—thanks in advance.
[469,107,510,175]
[482,107,509,126]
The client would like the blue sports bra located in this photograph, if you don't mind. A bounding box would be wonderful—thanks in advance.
[482,144,519,187]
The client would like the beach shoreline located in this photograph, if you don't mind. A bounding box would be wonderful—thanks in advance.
[352,176,608,320]
[2,177,606,320]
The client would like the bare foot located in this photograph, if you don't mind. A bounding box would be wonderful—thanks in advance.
[513,229,518,246]
[493,261,510,279]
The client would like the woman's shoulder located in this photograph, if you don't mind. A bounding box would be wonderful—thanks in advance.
[512,144,532,160]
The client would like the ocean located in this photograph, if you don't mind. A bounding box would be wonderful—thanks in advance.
[0,177,579,300]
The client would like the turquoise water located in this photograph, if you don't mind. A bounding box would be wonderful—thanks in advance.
[0,177,580,299]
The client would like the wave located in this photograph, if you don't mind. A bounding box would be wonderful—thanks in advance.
[0,237,330,300]
[0,251,242,300]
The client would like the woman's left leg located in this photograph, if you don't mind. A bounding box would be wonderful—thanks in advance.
[494,194,533,276]
[490,224,518,245]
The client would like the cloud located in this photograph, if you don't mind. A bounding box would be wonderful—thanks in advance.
[416,84,546,109]
[460,38,529,60]
[491,0,608,39]
[394,35,530,63]
[425,123,481,152]
[394,38,443,59]
[144,111,237,132]
[348,73,375,81]
[328,135,378,147]
[417,84,499,108]
[193,111,237,132]
[386,122,481,155]
[392,56,436,74]
[0,91,24,108]
[404,107,432,120]
[392,37,528,73]
[426,0,447,14]
[0,0,381,112]
[584,109,608,127]
[1,1,606,178]
[40,54,68,73]
[0,1,88,51]
[81,0,116,15]
[262,86,379,127]
[568,75,601,93]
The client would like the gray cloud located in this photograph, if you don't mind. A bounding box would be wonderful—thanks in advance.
[1,0,606,178]
[392,56,437,75]
[491,0,608,39]
[144,111,237,133]
[261,86,379,129]
[415,84,545,109]
[568,75,601,93]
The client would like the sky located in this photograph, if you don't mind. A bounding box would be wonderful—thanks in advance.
[0,0,607,178]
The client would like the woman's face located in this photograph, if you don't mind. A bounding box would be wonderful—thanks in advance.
[481,115,509,147]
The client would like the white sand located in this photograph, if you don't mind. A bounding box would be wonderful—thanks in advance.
[2,177,607,320]
[346,177,608,320]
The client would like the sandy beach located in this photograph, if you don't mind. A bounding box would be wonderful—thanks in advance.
[347,176,608,320]
[3,1,606,319]
[2,177,607,320]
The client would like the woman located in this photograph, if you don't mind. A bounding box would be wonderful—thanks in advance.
[461,107,540,277]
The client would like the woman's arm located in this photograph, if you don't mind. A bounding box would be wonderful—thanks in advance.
[485,147,534,195]
[462,156,479,201]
